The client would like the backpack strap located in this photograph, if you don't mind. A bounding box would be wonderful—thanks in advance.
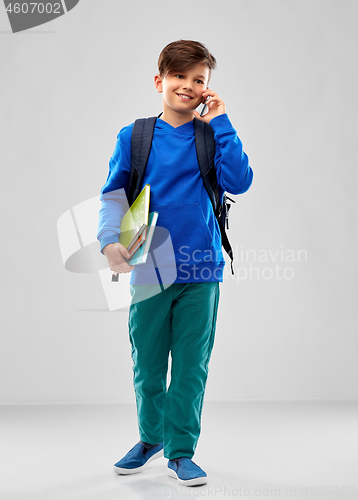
[193,117,235,275]
[193,118,219,212]
[127,117,157,207]
[218,199,235,275]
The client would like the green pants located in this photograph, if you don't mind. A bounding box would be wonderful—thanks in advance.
[128,282,220,460]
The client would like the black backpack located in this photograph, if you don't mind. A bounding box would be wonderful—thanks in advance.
[127,115,236,275]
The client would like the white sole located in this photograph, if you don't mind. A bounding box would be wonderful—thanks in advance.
[113,448,164,475]
[168,467,208,486]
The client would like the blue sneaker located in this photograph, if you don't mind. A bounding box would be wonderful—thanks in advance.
[168,457,208,486]
[113,442,164,474]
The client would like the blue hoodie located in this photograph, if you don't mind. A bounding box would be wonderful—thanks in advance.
[97,113,253,285]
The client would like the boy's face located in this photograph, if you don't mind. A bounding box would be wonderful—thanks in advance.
[154,62,210,117]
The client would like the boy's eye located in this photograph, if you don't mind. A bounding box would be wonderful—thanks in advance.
[174,74,204,85]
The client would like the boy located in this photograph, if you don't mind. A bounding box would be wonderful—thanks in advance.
[97,40,253,486]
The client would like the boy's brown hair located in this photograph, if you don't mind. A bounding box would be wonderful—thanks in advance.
[158,40,216,80]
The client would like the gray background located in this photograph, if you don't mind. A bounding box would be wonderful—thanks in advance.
[1,0,357,404]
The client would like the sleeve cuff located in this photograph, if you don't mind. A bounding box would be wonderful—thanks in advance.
[100,234,120,255]
[209,113,234,133]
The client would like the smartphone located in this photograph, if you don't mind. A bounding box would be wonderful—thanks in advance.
[200,96,211,116]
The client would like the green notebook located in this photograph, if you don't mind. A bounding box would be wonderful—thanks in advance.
[127,211,159,265]
[119,184,150,251]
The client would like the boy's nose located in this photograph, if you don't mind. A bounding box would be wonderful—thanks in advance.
[182,80,193,90]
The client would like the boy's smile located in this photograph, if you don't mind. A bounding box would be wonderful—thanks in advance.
[154,63,210,127]
[176,93,194,101]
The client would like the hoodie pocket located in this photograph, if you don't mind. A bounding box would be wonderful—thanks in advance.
[150,203,214,264]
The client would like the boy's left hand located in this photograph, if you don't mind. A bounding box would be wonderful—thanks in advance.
[192,89,226,123]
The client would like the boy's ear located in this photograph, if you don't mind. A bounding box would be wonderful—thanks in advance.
[154,74,163,93]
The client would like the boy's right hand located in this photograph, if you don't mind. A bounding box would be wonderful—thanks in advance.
[103,242,135,275]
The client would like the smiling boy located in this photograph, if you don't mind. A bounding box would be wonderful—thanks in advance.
[97,40,253,486]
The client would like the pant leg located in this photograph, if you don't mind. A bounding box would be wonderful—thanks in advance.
[163,282,220,460]
[128,284,173,444]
